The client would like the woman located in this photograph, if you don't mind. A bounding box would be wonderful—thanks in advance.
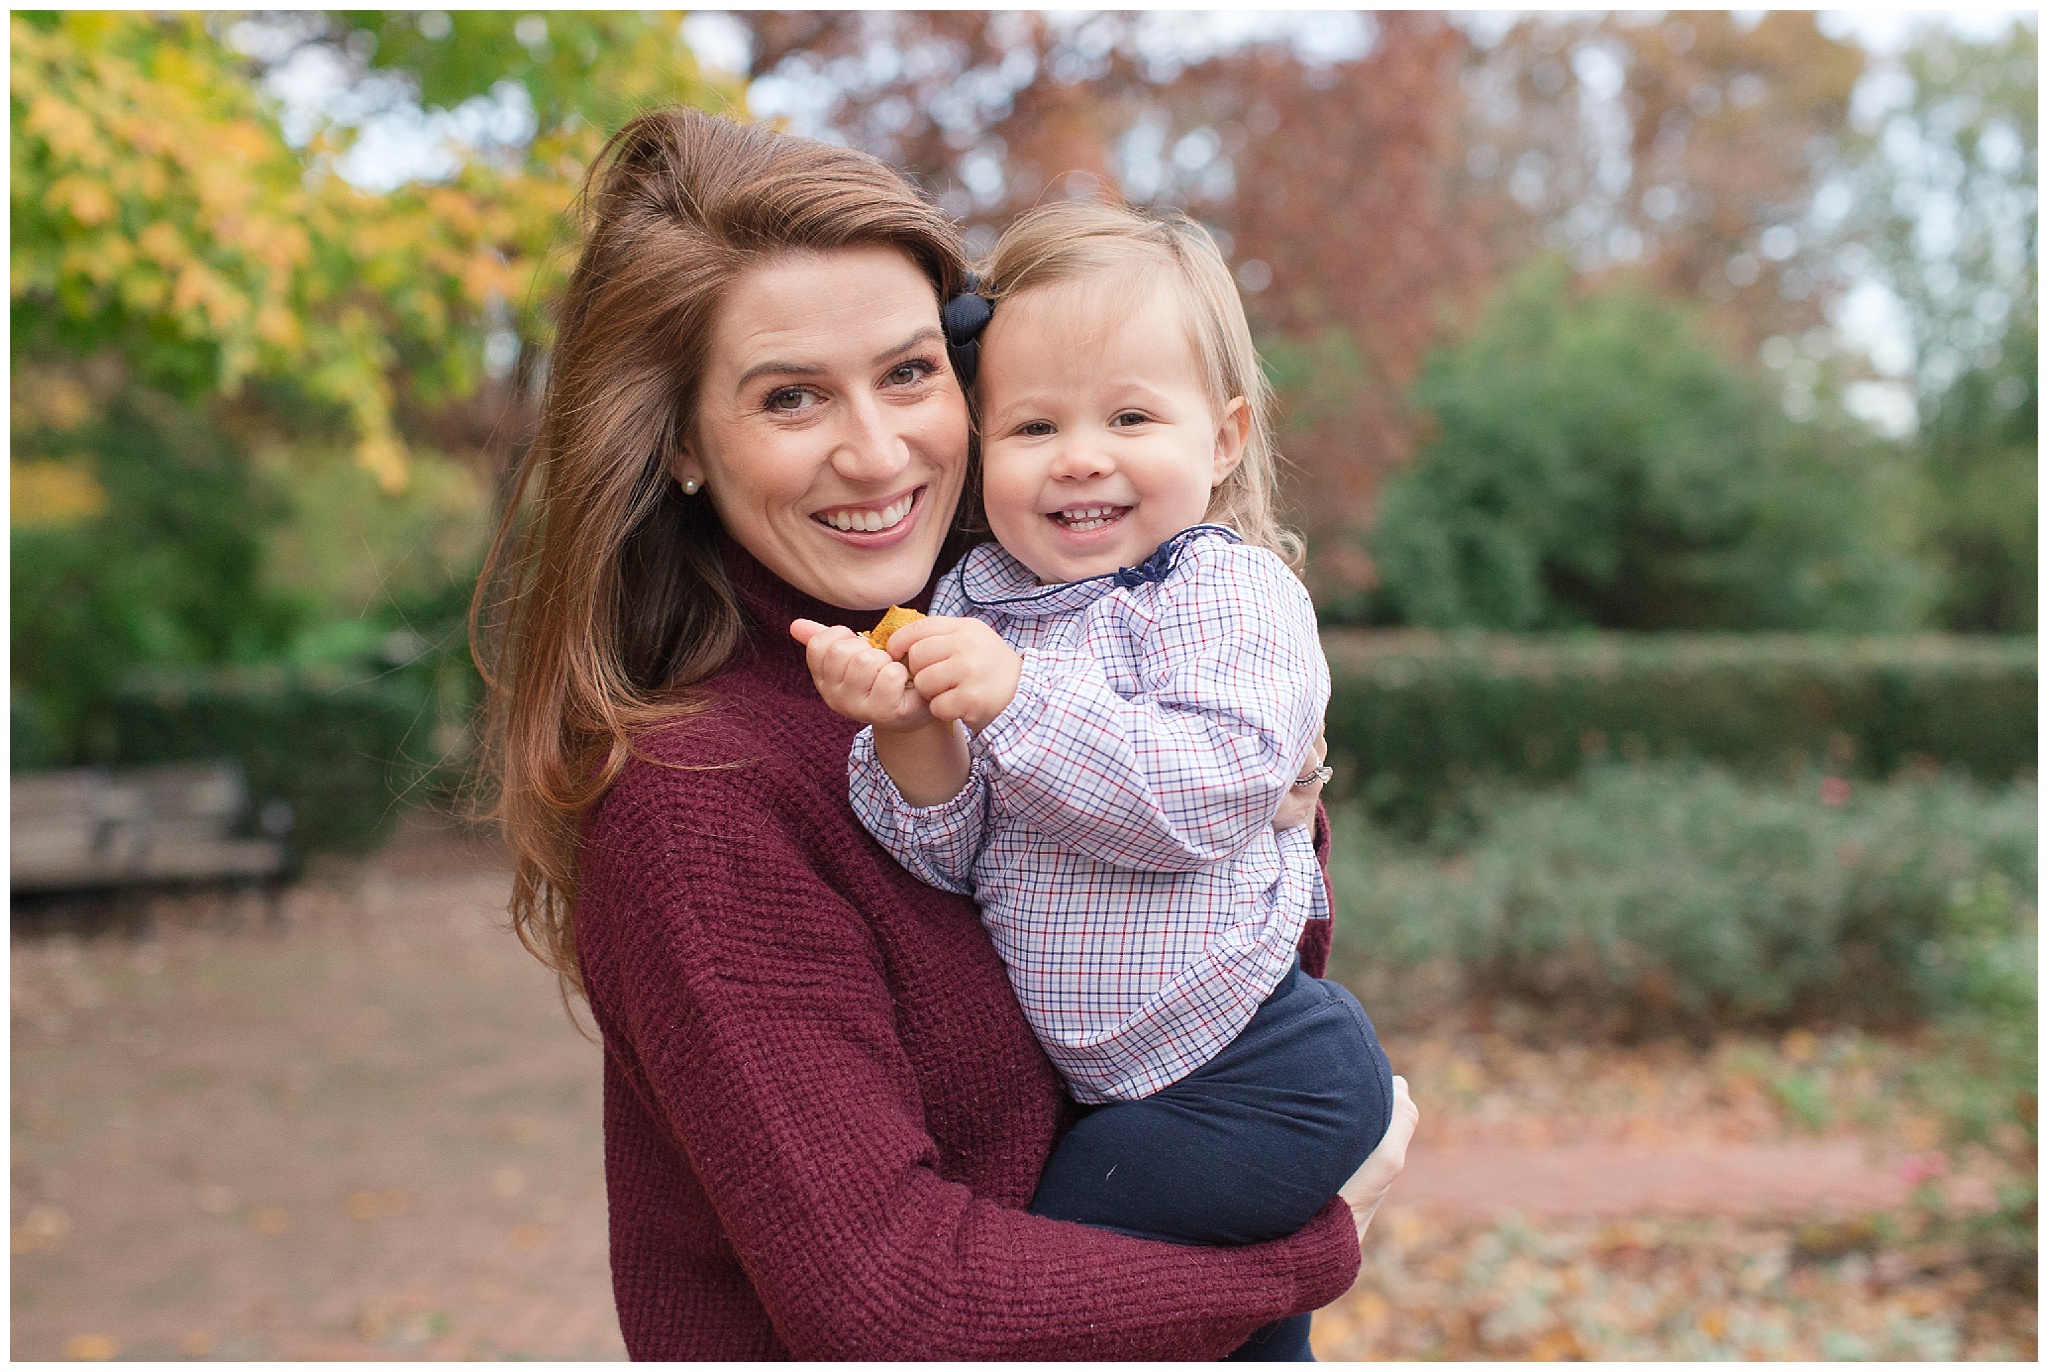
[476,108,1415,1360]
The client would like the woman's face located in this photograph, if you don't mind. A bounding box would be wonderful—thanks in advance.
[675,246,970,613]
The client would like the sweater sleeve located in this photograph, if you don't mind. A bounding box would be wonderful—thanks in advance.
[588,775,1361,1360]
[972,543,1331,874]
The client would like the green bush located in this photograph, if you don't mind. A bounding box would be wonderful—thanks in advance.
[1364,260,1925,632]
[1326,763,2036,1030]
[103,667,441,855]
[1323,630,2035,832]
[11,387,298,753]
[1909,872,2037,1264]
[1917,313,2037,634]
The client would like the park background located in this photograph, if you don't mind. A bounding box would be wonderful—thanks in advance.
[9,8,2036,1360]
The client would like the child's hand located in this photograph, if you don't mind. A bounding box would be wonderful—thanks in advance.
[885,616,1023,733]
[790,619,934,733]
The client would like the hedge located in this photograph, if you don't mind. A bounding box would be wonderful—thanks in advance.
[1323,631,2035,829]
[1325,763,2037,1031]
[99,667,444,855]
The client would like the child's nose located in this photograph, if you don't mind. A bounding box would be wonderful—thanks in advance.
[1049,441,1113,481]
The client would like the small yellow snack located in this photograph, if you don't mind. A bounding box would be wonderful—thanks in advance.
[866,605,925,651]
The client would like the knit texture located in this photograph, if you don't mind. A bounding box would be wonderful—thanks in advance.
[574,537,1356,1359]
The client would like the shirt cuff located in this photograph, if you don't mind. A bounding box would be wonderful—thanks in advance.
[851,724,985,819]
[967,648,1055,770]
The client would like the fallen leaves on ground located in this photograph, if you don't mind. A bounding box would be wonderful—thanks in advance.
[1316,1208,2036,1360]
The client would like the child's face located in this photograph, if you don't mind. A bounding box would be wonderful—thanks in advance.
[975,277,1246,585]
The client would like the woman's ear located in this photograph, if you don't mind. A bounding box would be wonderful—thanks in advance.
[1212,396,1250,487]
[667,445,708,495]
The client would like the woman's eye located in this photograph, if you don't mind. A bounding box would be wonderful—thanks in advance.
[766,387,815,413]
[884,359,935,387]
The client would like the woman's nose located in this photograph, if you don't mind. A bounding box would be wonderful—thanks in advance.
[828,392,911,484]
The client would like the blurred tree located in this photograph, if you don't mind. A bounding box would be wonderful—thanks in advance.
[1916,310,2036,632]
[10,10,731,763]
[1845,21,2036,404]
[344,9,730,142]
[1843,22,2036,631]
[1456,12,1867,358]
[12,372,295,753]
[1368,261,1924,631]
[13,12,556,490]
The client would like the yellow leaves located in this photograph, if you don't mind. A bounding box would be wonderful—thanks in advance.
[12,13,704,492]
[63,1333,118,1361]
[12,461,109,528]
[12,1202,74,1252]
[424,185,482,239]
[356,430,412,497]
[46,172,117,225]
[134,219,184,269]
[345,1188,411,1220]
[24,94,99,165]
[256,300,303,350]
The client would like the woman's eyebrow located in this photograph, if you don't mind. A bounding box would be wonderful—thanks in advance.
[734,328,944,391]
[735,357,824,389]
[871,326,942,365]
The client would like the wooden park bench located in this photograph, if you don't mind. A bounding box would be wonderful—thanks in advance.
[11,762,292,930]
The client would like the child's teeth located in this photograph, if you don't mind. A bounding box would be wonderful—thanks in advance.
[1058,504,1118,529]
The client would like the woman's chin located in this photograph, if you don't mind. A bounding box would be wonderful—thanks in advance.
[789,542,938,613]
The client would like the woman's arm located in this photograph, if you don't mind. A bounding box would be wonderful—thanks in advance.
[584,773,1361,1360]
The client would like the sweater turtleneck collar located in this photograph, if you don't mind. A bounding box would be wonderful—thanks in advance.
[717,531,939,692]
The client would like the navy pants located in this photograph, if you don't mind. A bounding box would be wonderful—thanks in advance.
[1029,963,1395,1361]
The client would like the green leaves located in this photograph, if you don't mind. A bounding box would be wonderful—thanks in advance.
[344,10,718,141]
[1327,763,2037,1027]
[9,12,730,493]
[1369,262,1925,631]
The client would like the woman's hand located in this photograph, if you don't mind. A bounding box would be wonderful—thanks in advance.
[1340,1075,1416,1243]
[1272,727,1329,831]
[791,619,934,732]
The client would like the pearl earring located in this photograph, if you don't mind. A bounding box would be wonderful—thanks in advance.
[682,476,701,495]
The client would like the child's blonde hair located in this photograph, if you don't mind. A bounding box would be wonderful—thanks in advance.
[979,199,1304,571]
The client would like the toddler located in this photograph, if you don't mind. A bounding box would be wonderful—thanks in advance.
[795,201,1393,1361]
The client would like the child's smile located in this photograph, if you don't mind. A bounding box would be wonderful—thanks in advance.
[976,277,1246,586]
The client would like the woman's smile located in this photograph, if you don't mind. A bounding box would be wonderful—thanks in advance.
[812,485,924,540]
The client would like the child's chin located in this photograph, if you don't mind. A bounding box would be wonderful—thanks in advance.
[1027,551,1129,586]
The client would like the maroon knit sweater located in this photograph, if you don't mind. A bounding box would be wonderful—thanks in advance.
[573,541,1359,1360]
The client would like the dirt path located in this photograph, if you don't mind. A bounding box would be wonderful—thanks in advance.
[10,817,1981,1360]
[1387,1137,1979,1221]
[12,820,621,1362]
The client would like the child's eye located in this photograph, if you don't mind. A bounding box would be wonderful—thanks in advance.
[1018,420,1056,438]
[1110,411,1149,428]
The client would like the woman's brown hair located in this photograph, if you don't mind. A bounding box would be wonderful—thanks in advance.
[473,109,969,990]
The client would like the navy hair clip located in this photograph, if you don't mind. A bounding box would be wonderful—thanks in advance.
[942,273,994,385]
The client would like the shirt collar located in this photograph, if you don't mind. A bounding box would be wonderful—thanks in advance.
[958,524,1240,620]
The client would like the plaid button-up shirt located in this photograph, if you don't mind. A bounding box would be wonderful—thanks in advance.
[849,526,1331,1103]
